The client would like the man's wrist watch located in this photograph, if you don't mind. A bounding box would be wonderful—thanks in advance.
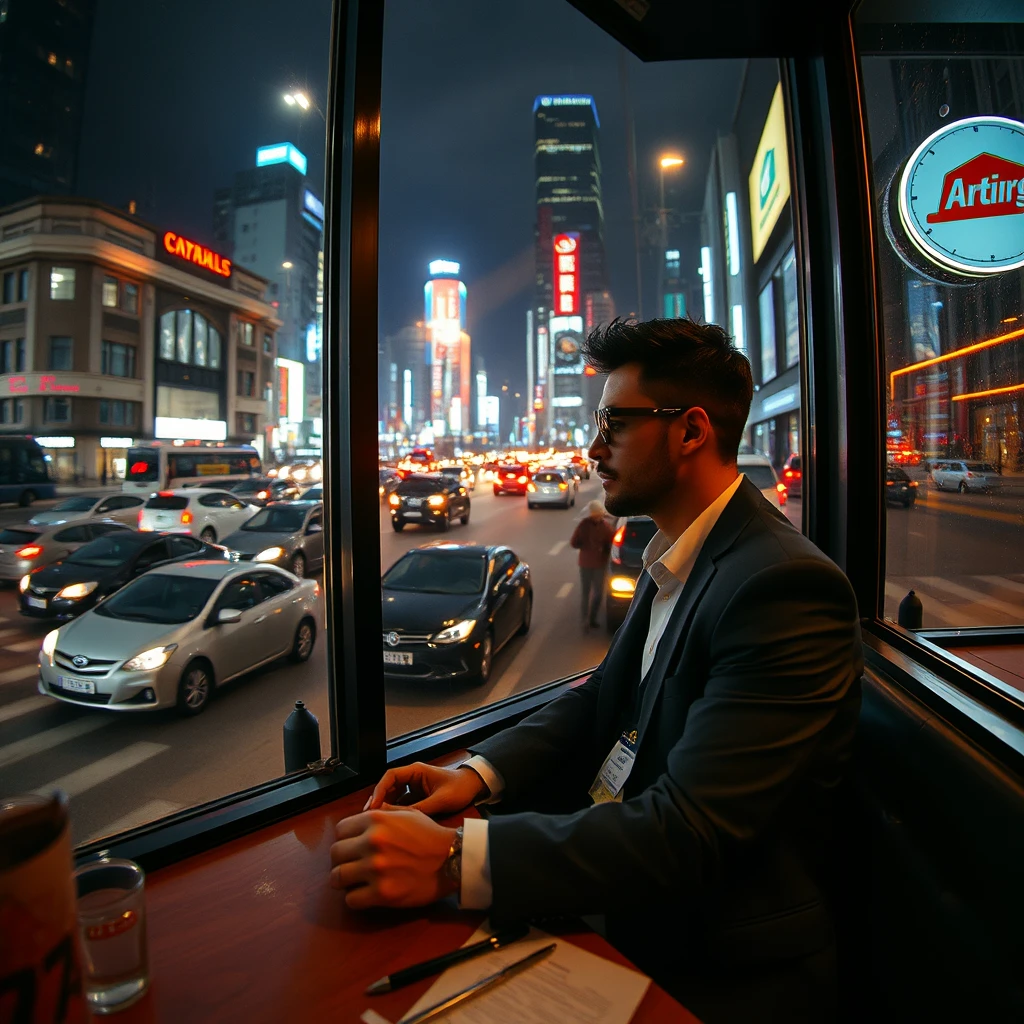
[442,826,464,890]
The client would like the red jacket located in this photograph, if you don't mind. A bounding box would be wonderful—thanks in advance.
[570,516,616,569]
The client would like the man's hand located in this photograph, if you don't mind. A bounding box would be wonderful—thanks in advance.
[329,808,457,909]
[363,762,487,816]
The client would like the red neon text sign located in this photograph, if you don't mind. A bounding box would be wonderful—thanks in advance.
[163,231,232,278]
[552,233,580,315]
[8,376,79,394]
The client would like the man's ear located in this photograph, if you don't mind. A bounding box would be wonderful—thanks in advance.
[676,407,713,453]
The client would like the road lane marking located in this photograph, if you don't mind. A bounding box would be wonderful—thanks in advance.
[556,582,573,599]
[975,575,1024,597]
[909,532,926,538]
[884,581,988,628]
[0,716,110,768]
[0,664,40,684]
[0,629,21,642]
[0,696,50,723]
[33,742,169,798]
[88,799,183,842]
[919,576,1024,620]
[5,640,41,653]
[916,493,1023,526]
[548,541,567,556]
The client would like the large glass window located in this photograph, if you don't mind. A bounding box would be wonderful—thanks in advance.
[50,266,75,300]
[102,340,136,377]
[44,397,71,422]
[856,11,1024,643]
[176,308,192,363]
[2,271,14,304]
[49,335,73,370]
[781,248,799,369]
[102,275,118,307]
[759,281,777,383]
[159,310,175,359]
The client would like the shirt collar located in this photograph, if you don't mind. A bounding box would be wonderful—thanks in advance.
[642,474,744,586]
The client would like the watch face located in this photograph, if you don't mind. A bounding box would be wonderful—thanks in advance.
[897,115,1024,277]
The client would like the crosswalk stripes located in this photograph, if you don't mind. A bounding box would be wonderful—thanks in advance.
[0,715,110,769]
[5,639,42,653]
[0,695,49,723]
[32,741,169,798]
[0,664,40,684]
[884,575,1024,628]
[918,576,1024,620]
[87,799,184,844]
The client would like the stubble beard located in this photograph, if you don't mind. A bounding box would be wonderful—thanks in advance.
[603,454,675,518]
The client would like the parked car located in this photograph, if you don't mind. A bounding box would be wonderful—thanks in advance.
[781,453,802,500]
[227,477,302,506]
[28,493,147,528]
[527,467,576,509]
[222,501,324,578]
[929,459,1002,493]
[381,543,531,685]
[886,466,919,507]
[605,516,658,633]
[379,468,402,500]
[737,454,787,508]
[19,531,228,620]
[492,464,531,496]
[0,520,132,583]
[138,489,258,543]
[388,473,471,532]
[39,561,319,715]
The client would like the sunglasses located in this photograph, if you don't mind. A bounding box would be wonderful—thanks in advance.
[593,406,690,445]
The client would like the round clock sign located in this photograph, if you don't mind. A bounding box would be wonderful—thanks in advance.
[897,115,1024,277]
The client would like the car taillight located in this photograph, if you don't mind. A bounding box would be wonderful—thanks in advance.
[558,482,568,490]
[886,480,894,486]
[776,483,786,493]
[910,481,919,487]
[158,491,174,497]
[313,581,321,597]
[966,472,974,477]
[15,545,42,559]
[181,510,193,525]
[613,524,625,546]
[784,469,801,481]
[137,508,144,525]
[518,476,527,484]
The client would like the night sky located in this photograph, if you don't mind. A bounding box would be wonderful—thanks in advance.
[77,0,744,399]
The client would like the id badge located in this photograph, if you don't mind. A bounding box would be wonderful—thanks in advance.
[588,730,637,804]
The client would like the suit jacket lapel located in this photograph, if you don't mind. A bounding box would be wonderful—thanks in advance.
[634,477,763,745]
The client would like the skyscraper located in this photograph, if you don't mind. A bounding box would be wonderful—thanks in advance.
[423,260,471,441]
[532,95,607,446]
[0,0,97,205]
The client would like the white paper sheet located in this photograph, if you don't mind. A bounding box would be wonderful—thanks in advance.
[395,922,650,1024]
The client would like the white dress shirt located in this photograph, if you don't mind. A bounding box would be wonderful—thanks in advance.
[458,474,744,909]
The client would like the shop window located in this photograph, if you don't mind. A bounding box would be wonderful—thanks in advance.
[49,336,73,371]
[44,397,71,422]
[122,282,139,314]
[102,276,118,307]
[759,280,777,384]
[49,267,75,300]
[101,340,136,378]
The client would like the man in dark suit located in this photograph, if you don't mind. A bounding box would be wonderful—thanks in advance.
[331,318,862,1023]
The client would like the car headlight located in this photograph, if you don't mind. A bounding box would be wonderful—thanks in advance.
[56,581,98,600]
[19,574,30,593]
[254,546,285,562]
[122,644,178,672]
[431,619,476,644]
[41,629,59,664]
[426,494,446,507]
[609,576,636,595]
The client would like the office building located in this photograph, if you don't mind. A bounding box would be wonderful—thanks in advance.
[0,197,278,481]
[423,260,471,441]
[0,0,97,206]
[213,143,323,452]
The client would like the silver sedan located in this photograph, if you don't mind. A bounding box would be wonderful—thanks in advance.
[28,494,147,527]
[0,520,132,582]
[221,501,324,577]
[38,560,319,715]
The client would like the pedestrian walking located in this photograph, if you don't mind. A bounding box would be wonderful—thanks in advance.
[570,498,616,630]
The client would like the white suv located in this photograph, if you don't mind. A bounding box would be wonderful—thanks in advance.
[138,489,257,543]
[737,454,786,508]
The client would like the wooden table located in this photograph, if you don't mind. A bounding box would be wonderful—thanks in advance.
[106,782,700,1023]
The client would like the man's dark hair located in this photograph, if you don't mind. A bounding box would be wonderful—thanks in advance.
[583,317,753,463]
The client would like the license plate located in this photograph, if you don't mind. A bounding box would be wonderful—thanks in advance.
[404,511,421,517]
[383,651,412,665]
[27,596,47,609]
[406,498,422,507]
[58,676,95,694]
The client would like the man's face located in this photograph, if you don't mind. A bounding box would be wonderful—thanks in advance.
[587,363,679,518]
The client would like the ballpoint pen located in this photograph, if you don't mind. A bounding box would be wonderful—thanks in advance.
[395,942,557,1024]
[365,922,530,994]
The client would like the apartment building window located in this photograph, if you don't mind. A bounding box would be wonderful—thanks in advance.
[18,269,28,302]
[102,276,119,307]
[49,267,75,300]
[99,400,137,427]
[15,339,25,372]
[2,272,13,305]
[238,322,254,346]
[0,340,10,374]
[237,412,257,434]
[237,370,256,397]
[44,397,71,422]
[122,283,139,314]
[0,399,22,424]
[263,333,273,355]
[101,340,136,378]
[49,336,73,371]
[159,309,222,369]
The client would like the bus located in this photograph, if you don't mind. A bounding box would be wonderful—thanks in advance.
[123,442,262,493]
[0,436,57,506]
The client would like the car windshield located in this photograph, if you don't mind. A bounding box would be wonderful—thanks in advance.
[51,497,99,512]
[383,551,486,595]
[94,573,218,623]
[741,466,777,490]
[241,507,306,532]
[230,480,269,494]
[0,529,38,544]
[66,535,144,567]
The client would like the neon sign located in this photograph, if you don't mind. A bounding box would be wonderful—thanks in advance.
[552,233,580,316]
[897,115,1024,277]
[8,375,79,394]
[163,232,232,278]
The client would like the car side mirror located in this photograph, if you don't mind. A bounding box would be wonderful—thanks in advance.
[217,607,242,625]
[306,522,323,535]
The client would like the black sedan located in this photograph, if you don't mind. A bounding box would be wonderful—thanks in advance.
[387,473,471,532]
[886,466,919,507]
[18,531,228,620]
[228,477,302,506]
[381,543,531,685]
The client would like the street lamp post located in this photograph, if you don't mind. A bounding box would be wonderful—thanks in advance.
[283,89,325,122]
[658,155,684,318]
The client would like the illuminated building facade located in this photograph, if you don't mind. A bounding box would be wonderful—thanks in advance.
[0,197,278,481]
[423,260,471,439]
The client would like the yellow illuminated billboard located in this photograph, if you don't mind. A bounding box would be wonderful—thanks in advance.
[748,82,791,263]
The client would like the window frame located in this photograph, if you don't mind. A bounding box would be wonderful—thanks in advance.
[73,0,1024,877]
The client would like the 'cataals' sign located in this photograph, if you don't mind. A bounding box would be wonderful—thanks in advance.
[897,115,1024,277]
